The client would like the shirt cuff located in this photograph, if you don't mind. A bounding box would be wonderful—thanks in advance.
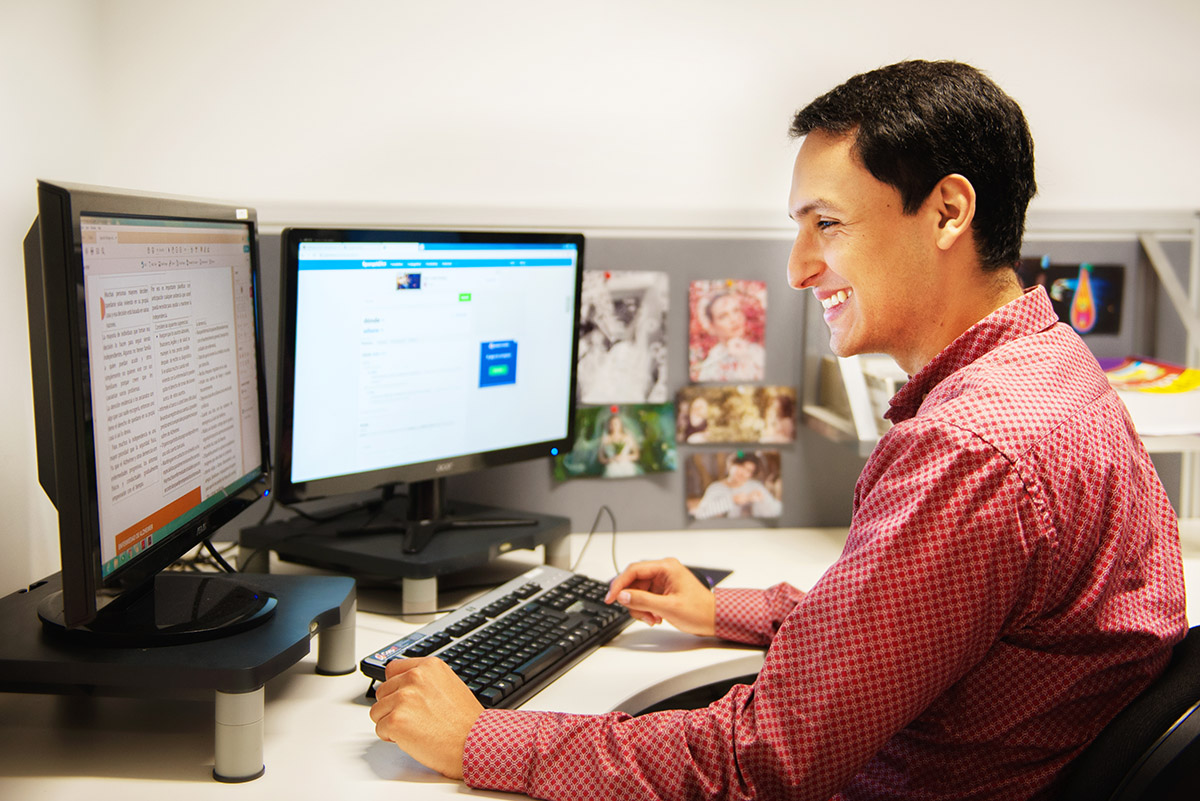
[461,708,541,793]
[713,587,777,645]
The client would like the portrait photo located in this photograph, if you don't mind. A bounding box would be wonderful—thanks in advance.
[576,270,670,404]
[676,385,797,444]
[553,403,677,481]
[684,450,782,520]
[688,279,767,383]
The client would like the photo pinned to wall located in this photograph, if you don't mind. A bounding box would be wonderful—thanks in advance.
[577,270,669,404]
[553,403,677,481]
[688,279,767,382]
[677,385,796,444]
[684,450,782,521]
[1017,256,1124,335]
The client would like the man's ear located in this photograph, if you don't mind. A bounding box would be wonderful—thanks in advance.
[931,173,976,252]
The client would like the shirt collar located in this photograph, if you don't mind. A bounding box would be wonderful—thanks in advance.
[885,285,1060,423]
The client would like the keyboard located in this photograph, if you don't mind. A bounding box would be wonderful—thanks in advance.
[361,565,632,708]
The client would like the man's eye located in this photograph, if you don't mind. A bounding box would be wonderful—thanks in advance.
[816,219,839,230]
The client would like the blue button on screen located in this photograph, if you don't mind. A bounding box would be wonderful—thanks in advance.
[479,340,517,387]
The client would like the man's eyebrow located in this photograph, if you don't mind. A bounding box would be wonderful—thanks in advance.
[789,199,840,221]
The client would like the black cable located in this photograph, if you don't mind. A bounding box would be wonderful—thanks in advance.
[571,504,619,574]
[286,503,347,524]
[235,528,313,573]
[204,538,237,573]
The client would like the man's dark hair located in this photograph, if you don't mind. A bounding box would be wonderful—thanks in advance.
[790,60,1036,270]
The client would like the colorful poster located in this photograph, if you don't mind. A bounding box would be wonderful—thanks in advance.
[1017,257,1124,335]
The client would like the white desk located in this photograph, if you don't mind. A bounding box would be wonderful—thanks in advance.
[0,528,845,800]
[1,525,1197,801]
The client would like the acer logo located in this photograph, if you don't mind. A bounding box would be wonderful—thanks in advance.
[435,462,455,473]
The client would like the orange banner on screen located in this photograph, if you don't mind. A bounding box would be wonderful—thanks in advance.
[113,488,203,556]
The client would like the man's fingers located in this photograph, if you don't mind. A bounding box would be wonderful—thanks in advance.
[606,559,675,602]
[384,656,434,679]
[619,587,673,619]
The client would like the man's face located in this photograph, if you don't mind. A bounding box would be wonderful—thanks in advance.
[786,129,943,374]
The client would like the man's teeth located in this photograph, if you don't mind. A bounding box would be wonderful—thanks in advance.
[821,290,851,310]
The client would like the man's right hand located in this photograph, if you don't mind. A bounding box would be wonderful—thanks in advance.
[605,557,717,637]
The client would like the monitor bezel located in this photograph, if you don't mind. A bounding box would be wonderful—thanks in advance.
[26,180,272,628]
[274,226,585,505]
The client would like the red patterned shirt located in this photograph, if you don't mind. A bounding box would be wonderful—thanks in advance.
[462,286,1187,800]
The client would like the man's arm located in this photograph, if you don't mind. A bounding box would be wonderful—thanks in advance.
[461,422,1040,800]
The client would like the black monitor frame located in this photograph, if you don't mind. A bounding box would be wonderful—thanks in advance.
[24,180,273,634]
[273,227,584,552]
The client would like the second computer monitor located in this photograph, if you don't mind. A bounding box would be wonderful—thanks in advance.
[274,228,584,520]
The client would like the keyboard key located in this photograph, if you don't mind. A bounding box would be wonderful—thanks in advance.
[514,644,567,680]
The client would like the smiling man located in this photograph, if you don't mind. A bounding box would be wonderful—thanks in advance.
[370,60,1187,800]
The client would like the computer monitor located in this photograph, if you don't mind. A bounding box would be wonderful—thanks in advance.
[274,227,584,553]
[23,180,274,643]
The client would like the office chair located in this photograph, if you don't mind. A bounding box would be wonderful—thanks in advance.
[1057,624,1200,800]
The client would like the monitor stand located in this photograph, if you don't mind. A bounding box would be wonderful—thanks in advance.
[238,482,571,617]
[358,478,538,554]
[0,572,356,782]
[37,573,278,647]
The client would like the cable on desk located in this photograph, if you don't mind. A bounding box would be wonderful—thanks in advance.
[571,504,620,575]
[166,540,239,573]
[203,539,237,573]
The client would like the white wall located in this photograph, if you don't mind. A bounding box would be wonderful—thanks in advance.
[3,0,1199,594]
[1,2,104,596]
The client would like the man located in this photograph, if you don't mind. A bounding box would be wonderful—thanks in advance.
[370,60,1187,800]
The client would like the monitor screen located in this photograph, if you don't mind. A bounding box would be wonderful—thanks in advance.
[274,228,584,550]
[25,181,273,636]
[81,214,264,577]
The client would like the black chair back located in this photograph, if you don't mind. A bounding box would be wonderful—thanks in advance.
[1058,624,1200,800]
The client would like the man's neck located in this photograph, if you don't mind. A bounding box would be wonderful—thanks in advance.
[901,268,1023,375]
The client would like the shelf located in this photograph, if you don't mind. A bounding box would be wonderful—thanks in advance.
[1142,435,1200,454]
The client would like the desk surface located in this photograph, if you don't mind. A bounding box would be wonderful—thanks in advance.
[1,526,1197,800]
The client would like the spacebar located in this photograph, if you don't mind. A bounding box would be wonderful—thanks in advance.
[514,645,567,681]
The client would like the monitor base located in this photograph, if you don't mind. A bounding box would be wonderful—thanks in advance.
[343,478,537,554]
[37,573,277,647]
[239,490,571,598]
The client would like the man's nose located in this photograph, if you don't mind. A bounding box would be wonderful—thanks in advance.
[787,229,822,290]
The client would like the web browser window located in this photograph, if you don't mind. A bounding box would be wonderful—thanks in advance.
[289,240,578,483]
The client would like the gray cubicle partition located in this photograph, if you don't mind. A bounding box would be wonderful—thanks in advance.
[248,229,1188,538]
[253,232,868,534]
